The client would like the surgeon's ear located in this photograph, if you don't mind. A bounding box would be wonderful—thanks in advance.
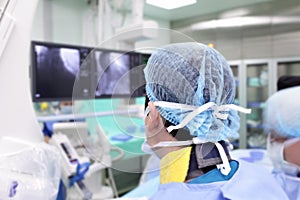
[145,102,166,137]
[146,102,160,125]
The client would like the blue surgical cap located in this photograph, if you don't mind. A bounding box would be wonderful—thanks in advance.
[264,86,300,138]
[144,42,240,142]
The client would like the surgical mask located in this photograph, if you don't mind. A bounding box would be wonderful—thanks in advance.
[141,140,162,162]
[267,135,300,176]
[141,140,154,155]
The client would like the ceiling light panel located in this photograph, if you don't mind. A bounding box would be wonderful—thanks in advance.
[146,0,197,10]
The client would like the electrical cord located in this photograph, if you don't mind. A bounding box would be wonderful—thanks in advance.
[106,167,119,198]
[110,146,125,162]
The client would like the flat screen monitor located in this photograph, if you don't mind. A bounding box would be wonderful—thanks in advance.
[94,50,131,97]
[130,53,150,98]
[31,41,92,102]
[31,41,149,102]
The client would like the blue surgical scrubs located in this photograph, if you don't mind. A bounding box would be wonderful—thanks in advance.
[125,159,289,200]
[273,172,300,200]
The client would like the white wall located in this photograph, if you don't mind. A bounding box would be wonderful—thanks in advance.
[52,0,87,44]
[31,0,44,41]
[31,0,171,48]
[32,0,88,45]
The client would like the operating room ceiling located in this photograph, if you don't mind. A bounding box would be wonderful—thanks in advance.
[142,0,300,29]
[143,0,274,21]
[142,0,300,38]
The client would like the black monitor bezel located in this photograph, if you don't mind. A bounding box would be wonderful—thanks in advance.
[30,40,147,102]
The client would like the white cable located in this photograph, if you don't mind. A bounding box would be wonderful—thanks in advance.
[110,146,124,162]
[107,167,119,198]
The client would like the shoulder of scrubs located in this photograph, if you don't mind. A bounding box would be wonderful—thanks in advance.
[150,181,225,200]
[221,159,289,200]
[122,176,160,198]
[150,159,289,200]
[273,171,300,200]
[230,149,274,172]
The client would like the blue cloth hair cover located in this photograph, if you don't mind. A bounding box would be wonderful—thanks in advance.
[144,42,240,142]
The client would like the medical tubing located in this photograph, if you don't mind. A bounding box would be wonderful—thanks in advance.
[110,146,125,162]
[107,168,119,198]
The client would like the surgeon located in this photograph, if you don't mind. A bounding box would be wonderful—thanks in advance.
[264,86,300,199]
[140,42,288,199]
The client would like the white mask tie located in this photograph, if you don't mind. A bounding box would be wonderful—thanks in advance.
[153,101,251,133]
[215,142,231,176]
[144,101,251,176]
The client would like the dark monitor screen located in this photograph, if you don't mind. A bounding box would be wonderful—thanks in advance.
[130,53,150,98]
[31,41,92,102]
[94,50,131,97]
[31,41,149,102]
[93,50,149,99]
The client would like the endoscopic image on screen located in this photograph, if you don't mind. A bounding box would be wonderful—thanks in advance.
[34,45,80,100]
[94,51,131,97]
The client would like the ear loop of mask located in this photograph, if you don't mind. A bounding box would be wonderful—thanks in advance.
[267,134,300,176]
[267,134,285,170]
[282,138,300,176]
